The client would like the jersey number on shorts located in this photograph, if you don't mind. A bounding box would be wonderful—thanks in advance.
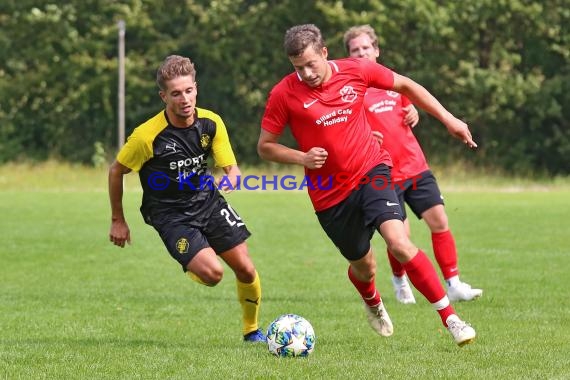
[220,205,244,227]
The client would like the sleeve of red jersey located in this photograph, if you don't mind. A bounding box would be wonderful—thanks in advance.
[360,59,395,91]
[261,85,288,135]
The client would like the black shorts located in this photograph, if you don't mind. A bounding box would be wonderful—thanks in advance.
[147,196,251,271]
[393,170,444,220]
[316,164,403,261]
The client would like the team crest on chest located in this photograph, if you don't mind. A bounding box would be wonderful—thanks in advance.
[386,91,399,98]
[200,134,211,149]
[340,86,358,103]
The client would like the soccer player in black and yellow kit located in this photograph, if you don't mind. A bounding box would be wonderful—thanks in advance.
[108,55,265,342]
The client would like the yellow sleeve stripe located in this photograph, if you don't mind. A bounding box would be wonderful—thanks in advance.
[116,111,168,172]
[197,107,237,168]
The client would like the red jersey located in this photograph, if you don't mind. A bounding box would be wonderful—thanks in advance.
[364,88,429,182]
[261,58,394,211]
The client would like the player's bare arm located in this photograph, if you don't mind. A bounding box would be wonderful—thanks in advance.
[218,164,241,193]
[392,73,477,148]
[108,160,132,247]
[258,129,328,169]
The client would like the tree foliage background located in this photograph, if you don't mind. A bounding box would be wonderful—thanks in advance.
[0,0,568,175]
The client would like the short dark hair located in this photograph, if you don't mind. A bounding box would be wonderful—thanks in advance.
[156,55,196,91]
[284,24,326,57]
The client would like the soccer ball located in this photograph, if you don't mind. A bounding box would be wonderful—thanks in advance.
[266,314,316,357]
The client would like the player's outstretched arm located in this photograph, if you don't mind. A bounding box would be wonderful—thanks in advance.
[392,73,477,149]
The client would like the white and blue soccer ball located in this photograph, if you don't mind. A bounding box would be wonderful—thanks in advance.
[266,314,316,357]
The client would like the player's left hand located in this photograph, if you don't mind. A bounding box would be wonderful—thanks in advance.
[216,174,238,193]
[216,165,242,193]
[445,117,478,149]
[403,105,419,128]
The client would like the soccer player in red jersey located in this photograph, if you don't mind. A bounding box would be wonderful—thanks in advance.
[343,25,483,304]
[258,24,477,346]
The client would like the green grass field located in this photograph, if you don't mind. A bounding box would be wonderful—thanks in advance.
[1,163,569,379]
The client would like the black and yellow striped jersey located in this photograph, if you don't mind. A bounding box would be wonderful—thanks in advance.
[117,107,237,217]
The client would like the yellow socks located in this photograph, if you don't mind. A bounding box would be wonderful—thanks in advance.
[236,270,262,335]
[188,269,262,335]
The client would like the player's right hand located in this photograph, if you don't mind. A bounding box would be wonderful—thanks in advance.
[372,131,384,146]
[110,220,131,248]
[304,147,328,169]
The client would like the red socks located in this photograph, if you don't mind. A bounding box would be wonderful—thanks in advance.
[432,230,459,280]
[387,249,405,277]
[403,250,455,325]
[350,248,458,326]
[347,266,381,307]
[390,230,459,282]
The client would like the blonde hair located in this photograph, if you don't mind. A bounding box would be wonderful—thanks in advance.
[156,55,196,90]
[343,25,379,54]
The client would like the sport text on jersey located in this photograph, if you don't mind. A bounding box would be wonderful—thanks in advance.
[169,153,206,171]
[169,153,208,181]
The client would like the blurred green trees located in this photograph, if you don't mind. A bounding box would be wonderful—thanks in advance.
[0,0,568,174]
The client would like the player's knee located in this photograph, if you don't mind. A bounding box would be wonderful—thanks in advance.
[188,268,223,287]
[359,265,376,281]
[387,238,416,263]
[423,206,448,231]
[426,216,448,232]
[233,264,257,284]
[204,267,224,285]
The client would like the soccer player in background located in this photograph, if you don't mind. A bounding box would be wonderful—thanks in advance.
[343,25,483,304]
[258,24,477,346]
[108,55,265,343]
